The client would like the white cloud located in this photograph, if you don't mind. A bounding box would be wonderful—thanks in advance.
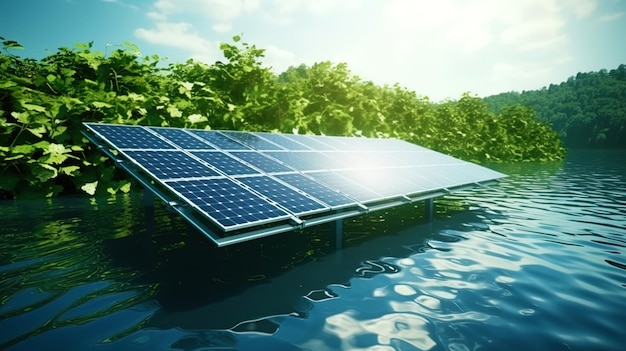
[149,0,260,24]
[134,22,215,62]
[130,0,612,101]
[146,11,167,21]
[272,0,360,15]
[102,0,139,10]
[500,17,567,51]
[570,0,598,18]
[212,23,232,33]
[599,11,624,22]
[262,45,297,73]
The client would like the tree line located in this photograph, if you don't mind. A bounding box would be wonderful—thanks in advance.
[484,64,626,148]
[1,35,565,199]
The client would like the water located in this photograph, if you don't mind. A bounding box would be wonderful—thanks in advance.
[1,149,625,350]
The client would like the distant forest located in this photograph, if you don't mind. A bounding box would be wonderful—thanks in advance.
[484,64,626,148]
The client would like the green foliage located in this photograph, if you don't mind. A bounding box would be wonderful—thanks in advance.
[484,65,626,148]
[1,35,565,199]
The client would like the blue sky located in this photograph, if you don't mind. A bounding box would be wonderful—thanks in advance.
[2,0,625,101]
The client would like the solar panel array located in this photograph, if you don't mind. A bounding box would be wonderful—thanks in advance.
[83,123,505,236]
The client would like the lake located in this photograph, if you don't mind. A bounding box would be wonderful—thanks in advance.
[1,149,624,350]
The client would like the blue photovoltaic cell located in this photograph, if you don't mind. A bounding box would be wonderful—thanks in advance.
[404,166,455,190]
[254,132,312,150]
[124,150,219,179]
[191,151,259,175]
[391,167,436,193]
[236,176,327,215]
[336,169,419,197]
[401,151,460,166]
[87,123,174,149]
[229,151,293,173]
[166,178,291,230]
[283,134,336,150]
[306,171,381,203]
[323,151,400,169]
[313,135,355,150]
[220,131,284,150]
[265,151,341,171]
[275,173,355,207]
[151,127,215,149]
[190,130,250,150]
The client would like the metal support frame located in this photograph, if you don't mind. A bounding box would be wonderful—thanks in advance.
[334,219,343,249]
[144,189,154,207]
[425,198,434,222]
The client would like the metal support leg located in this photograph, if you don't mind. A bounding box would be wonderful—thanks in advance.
[144,189,154,208]
[425,198,434,222]
[334,219,343,250]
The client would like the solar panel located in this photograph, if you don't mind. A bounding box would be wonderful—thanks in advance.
[150,127,215,149]
[305,171,382,203]
[254,132,312,150]
[274,173,356,208]
[191,151,259,176]
[189,130,250,150]
[266,151,341,171]
[235,175,327,216]
[220,131,284,151]
[82,122,506,246]
[88,123,175,149]
[166,178,291,230]
[124,150,220,179]
[283,134,336,150]
[228,151,293,173]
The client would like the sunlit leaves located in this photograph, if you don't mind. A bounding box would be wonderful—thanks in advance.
[81,181,98,196]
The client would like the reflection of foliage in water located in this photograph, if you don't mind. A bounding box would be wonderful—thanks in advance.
[1,186,492,345]
[0,194,159,348]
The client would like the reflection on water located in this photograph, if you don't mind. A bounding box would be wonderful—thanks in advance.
[1,149,625,350]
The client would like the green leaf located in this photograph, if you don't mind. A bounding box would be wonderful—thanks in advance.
[167,106,183,118]
[119,181,132,193]
[2,39,24,49]
[27,125,47,138]
[60,165,80,176]
[42,153,68,165]
[81,181,98,195]
[51,125,69,140]
[188,114,208,124]
[11,111,30,124]
[10,144,36,155]
[4,155,24,161]
[180,82,194,90]
[48,143,68,154]
[32,163,58,182]
[92,101,113,108]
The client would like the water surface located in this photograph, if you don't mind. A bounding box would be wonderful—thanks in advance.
[1,149,624,350]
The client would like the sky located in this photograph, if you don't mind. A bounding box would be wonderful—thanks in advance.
[1,0,625,101]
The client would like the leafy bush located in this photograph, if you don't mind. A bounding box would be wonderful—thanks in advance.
[0,35,565,199]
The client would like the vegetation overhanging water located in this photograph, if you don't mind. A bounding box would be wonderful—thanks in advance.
[1,35,567,199]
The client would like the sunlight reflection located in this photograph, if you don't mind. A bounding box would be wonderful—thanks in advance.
[393,284,417,296]
[324,310,436,350]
